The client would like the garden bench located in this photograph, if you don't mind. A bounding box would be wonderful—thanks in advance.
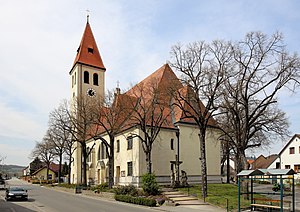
[251,198,291,211]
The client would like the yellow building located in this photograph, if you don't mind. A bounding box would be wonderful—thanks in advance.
[70,18,221,186]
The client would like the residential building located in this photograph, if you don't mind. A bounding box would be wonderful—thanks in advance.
[250,154,278,170]
[269,134,300,177]
[70,18,222,186]
[31,163,60,181]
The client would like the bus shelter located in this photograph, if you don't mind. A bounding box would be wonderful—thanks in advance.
[237,169,296,212]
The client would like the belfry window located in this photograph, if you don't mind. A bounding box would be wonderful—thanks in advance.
[84,71,89,84]
[88,47,94,54]
[93,73,99,86]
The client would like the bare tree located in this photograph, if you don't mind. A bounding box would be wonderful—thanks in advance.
[91,89,133,188]
[66,96,98,186]
[125,73,177,174]
[31,135,56,181]
[49,100,75,184]
[169,41,231,198]
[218,32,300,175]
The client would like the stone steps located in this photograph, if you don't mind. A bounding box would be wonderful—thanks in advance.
[163,190,207,206]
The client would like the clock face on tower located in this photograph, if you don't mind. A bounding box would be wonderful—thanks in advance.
[86,88,96,97]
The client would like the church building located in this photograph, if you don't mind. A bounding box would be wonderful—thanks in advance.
[70,18,222,186]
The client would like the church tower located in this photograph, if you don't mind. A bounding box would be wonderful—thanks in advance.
[70,16,106,184]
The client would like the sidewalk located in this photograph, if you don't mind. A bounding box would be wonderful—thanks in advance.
[155,204,226,212]
[47,184,226,212]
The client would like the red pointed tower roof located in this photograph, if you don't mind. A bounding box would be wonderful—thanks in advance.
[72,18,105,71]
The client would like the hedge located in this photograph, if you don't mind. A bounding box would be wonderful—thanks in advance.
[115,194,156,207]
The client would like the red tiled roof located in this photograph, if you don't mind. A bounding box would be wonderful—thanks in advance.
[72,21,105,70]
[251,154,278,169]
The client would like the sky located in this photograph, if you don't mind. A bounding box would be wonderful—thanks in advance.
[0,0,300,166]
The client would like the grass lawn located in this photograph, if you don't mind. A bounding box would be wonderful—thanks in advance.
[178,184,256,211]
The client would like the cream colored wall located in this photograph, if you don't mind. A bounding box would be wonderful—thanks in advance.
[82,124,221,186]
[70,63,105,185]
[142,129,177,176]
[34,168,56,180]
[114,129,141,185]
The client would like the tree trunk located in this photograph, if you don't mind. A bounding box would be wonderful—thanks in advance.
[199,132,207,199]
[46,165,50,183]
[82,144,87,186]
[58,153,62,184]
[236,149,249,198]
[68,161,72,184]
[146,151,152,174]
[107,136,115,189]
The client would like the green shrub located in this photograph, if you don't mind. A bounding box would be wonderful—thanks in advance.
[114,185,139,196]
[92,183,109,193]
[142,173,160,196]
[115,194,156,207]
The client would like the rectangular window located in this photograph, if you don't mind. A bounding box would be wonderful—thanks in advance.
[127,136,133,150]
[290,147,295,154]
[88,47,94,54]
[294,165,300,173]
[276,162,280,169]
[170,139,174,150]
[127,162,133,176]
[285,165,291,169]
[116,140,120,153]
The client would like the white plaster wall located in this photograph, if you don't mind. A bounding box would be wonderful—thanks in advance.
[280,136,300,171]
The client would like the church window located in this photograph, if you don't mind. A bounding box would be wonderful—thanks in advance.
[93,73,99,86]
[170,139,174,150]
[97,146,101,161]
[88,47,94,54]
[127,162,133,176]
[87,147,90,162]
[101,142,108,159]
[116,140,120,153]
[127,136,133,150]
[84,71,89,84]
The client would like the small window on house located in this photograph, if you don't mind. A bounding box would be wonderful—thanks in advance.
[299,146,300,153]
[74,72,76,85]
[88,47,94,54]
[290,147,295,154]
[72,75,74,87]
[116,140,120,153]
[285,165,291,169]
[84,71,89,84]
[294,165,300,173]
[170,139,174,150]
[276,162,280,169]
[127,161,133,176]
[93,73,99,86]
[127,136,133,150]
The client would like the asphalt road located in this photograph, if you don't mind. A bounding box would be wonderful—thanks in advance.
[0,178,155,212]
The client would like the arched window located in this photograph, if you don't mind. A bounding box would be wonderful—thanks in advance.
[93,73,99,86]
[97,146,101,161]
[87,147,90,162]
[101,142,107,159]
[84,71,89,84]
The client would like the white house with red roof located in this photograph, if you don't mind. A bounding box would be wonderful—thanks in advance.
[268,134,300,177]
[70,18,222,186]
